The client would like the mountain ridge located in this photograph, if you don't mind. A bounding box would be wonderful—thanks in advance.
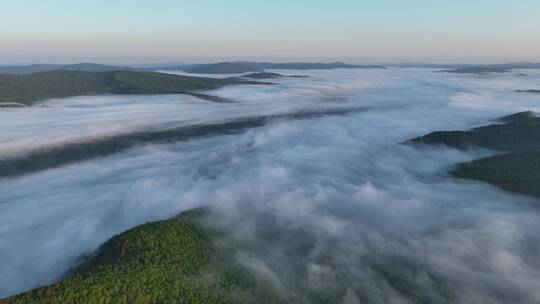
[0,70,263,105]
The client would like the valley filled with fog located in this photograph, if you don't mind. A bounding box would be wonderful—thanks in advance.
[1,68,540,303]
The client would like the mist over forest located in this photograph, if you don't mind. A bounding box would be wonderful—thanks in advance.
[2,66,540,303]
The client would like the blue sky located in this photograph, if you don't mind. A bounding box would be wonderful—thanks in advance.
[1,0,539,64]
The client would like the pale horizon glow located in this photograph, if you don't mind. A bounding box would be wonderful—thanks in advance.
[1,0,540,65]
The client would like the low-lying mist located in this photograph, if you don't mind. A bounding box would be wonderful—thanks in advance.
[1,68,540,302]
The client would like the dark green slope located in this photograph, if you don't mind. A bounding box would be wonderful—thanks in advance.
[452,151,540,198]
[0,208,282,304]
[0,70,261,105]
[409,111,540,198]
[408,111,540,152]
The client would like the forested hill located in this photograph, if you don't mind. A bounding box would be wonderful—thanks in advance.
[0,208,283,304]
[0,70,262,105]
[408,111,540,199]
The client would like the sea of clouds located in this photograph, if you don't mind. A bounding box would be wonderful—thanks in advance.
[1,67,540,302]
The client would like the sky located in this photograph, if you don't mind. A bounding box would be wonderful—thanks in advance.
[1,0,539,64]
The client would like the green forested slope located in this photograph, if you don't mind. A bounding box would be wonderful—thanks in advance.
[408,111,540,152]
[0,70,259,105]
[0,208,282,304]
[409,111,540,198]
[452,151,540,198]
[0,206,457,304]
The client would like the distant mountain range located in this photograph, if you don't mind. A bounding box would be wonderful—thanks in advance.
[2,61,539,76]
[390,62,540,70]
[180,62,264,74]
[156,61,386,74]
[236,61,385,70]
[0,61,385,76]
[0,63,134,75]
